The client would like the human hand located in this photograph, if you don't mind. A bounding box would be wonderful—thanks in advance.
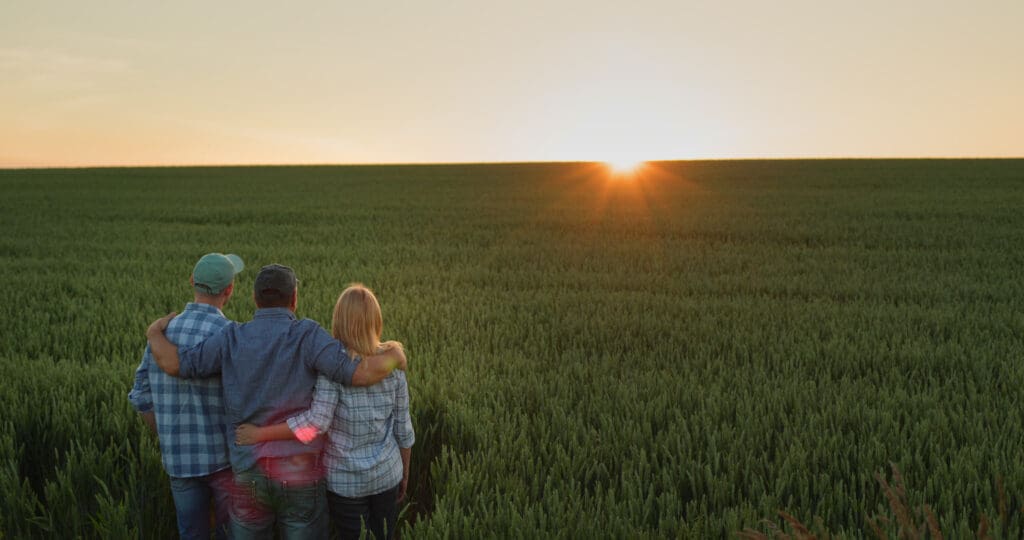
[147,312,176,337]
[235,423,260,446]
[387,345,407,371]
[397,475,408,502]
[380,340,404,353]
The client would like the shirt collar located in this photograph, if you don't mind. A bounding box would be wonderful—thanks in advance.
[184,302,225,317]
[254,307,298,320]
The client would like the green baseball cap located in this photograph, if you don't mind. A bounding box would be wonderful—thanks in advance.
[192,253,244,295]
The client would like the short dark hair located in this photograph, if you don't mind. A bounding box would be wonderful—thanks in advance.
[255,288,293,308]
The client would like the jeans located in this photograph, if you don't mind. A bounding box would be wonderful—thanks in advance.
[168,467,233,540]
[230,455,328,540]
[327,484,400,540]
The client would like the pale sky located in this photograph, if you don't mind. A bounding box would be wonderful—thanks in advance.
[2,1,1022,167]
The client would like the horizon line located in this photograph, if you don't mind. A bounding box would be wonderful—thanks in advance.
[3,155,1023,171]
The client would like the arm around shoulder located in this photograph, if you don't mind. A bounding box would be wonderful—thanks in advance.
[310,326,406,387]
[146,313,180,376]
[351,344,406,387]
[148,313,229,378]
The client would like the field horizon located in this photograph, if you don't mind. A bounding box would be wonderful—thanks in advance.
[2,159,1023,537]
[4,156,1024,172]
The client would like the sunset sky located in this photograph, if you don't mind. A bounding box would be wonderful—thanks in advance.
[2,1,1022,168]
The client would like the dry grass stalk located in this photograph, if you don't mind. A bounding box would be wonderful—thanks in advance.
[875,464,918,539]
[735,512,818,540]
[866,515,888,540]
[996,476,1007,529]
[975,513,989,540]
[922,505,942,540]
[743,465,1015,540]
[779,510,814,537]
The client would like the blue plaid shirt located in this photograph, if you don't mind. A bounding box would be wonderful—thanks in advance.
[286,371,414,497]
[128,303,232,478]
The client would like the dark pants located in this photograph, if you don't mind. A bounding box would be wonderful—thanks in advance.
[327,484,400,540]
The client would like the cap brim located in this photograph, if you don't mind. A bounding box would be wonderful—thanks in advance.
[225,254,245,274]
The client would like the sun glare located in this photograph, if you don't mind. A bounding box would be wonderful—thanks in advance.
[605,159,645,176]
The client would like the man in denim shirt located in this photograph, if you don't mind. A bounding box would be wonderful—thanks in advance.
[128,252,244,540]
[146,264,407,539]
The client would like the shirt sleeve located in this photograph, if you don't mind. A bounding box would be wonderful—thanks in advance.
[178,325,229,378]
[285,375,340,444]
[306,324,360,386]
[392,371,415,449]
[127,346,154,413]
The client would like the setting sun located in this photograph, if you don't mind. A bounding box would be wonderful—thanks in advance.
[605,159,646,175]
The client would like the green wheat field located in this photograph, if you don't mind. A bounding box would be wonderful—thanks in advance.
[2,159,1023,538]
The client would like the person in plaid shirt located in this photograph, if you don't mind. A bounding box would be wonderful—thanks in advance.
[236,283,414,540]
[146,266,407,539]
[128,252,244,540]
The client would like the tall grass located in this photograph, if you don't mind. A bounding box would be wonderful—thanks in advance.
[1,160,1022,537]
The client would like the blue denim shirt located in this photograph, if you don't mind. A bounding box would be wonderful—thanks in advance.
[177,307,360,473]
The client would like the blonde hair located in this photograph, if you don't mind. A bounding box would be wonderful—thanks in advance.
[331,283,383,358]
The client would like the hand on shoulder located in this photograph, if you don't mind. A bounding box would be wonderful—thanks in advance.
[378,341,407,371]
[147,312,177,337]
[378,340,404,353]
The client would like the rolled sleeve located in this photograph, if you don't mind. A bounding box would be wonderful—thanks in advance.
[392,371,415,449]
[307,325,360,386]
[127,348,154,413]
[286,376,340,444]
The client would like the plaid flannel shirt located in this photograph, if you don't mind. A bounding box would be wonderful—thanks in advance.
[128,303,232,478]
[287,371,414,498]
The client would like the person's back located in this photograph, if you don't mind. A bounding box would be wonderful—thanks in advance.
[128,252,244,540]
[147,264,408,539]
[235,283,414,540]
[324,371,410,497]
[140,305,232,470]
[215,308,345,469]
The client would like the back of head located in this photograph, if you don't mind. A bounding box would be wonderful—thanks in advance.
[254,264,298,308]
[331,283,382,358]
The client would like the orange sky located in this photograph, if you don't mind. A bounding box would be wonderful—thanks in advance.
[2,1,1022,167]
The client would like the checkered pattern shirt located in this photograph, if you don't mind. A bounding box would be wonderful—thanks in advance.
[287,371,414,498]
[128,303,232,478]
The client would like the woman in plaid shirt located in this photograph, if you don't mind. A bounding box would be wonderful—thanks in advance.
[236,284,414,539]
